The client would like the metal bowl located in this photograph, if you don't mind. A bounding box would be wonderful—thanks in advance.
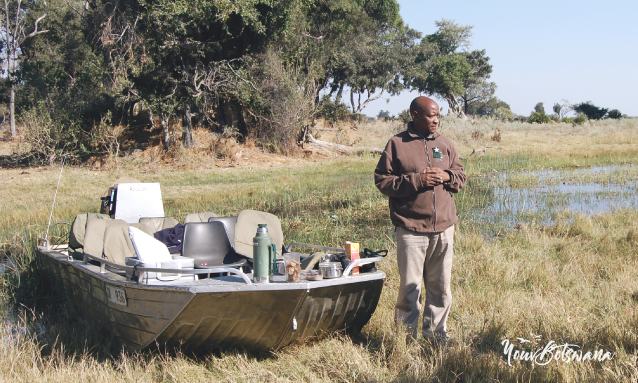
[318,261,343,279]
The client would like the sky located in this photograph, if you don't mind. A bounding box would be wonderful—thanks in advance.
[362,0,638,118]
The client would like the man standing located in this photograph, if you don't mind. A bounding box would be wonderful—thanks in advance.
[375,96,466,341]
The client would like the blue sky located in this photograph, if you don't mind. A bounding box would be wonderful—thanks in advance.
[363,0,638,117]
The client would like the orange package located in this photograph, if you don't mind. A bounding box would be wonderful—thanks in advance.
[345,242,360,275]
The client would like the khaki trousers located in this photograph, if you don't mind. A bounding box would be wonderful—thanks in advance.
[395,225,454,338]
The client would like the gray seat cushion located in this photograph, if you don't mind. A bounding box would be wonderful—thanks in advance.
[181,222,247,268]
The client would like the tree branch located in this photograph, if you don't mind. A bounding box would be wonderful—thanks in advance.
[24,14,48,40]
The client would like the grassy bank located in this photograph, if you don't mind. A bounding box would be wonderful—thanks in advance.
[1,118,638,382]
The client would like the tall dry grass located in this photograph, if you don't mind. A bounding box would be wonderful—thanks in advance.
[1,117,638,382]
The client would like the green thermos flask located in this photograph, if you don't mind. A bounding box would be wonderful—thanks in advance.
[253,223,276,283]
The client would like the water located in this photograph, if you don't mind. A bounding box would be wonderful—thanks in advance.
[463,164,638,231]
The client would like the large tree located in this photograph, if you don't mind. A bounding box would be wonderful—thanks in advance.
[1,0,48,137]
[409,19,494,117]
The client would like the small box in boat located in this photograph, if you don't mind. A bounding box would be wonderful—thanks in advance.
[345,242,360,275]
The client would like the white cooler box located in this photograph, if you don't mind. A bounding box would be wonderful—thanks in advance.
[126,255,195,282]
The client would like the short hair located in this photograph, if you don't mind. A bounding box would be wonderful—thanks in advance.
[409,98,421,116]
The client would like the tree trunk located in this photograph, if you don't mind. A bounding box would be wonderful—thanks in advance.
[182,104,193,148]
[9,82,15,137]
[160,113,171,150]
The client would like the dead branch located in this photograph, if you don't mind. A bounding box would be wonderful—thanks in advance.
[304,133,383,155]
[469,143,490,156]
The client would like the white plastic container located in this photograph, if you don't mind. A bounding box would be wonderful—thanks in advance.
[125,256,195,282]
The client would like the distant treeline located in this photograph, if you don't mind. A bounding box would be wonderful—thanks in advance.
[3,0,506,163]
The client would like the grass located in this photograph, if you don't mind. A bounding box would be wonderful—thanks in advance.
[1,117,638,382]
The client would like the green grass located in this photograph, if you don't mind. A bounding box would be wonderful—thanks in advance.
[2,118,638,382]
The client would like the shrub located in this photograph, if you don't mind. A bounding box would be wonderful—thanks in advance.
[561,117,574,123]
[316,96,352,125]
[398,109,411,124]
[573,112,588,125]
[527,112,550,124]
[493,107,514,121]
[548,114,560,122]
[607,109,622,119]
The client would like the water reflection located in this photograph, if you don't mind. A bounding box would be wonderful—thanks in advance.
[464,164,638,230]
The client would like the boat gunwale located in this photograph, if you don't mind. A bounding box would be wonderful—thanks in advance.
[37,247,386,294]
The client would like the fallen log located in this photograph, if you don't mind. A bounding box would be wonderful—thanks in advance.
[304,134,383,155]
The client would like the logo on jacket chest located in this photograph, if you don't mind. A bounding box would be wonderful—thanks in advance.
[433,147,443,161]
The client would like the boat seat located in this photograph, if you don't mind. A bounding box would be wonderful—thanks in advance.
[181,222,247,268]
[102,220,155,265]
[69,213,111,250]
[184,212,218,224]
[208,216,238,250]
[139,217,179,233]
[84,218,124,258]
[234,210,284,259]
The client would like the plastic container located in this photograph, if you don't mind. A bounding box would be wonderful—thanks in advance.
[284,253,301,282]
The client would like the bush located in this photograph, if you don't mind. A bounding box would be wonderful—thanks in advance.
[493,107,514,121]
[316,96,353,125]
[573,101,608,120]
[548,114,560,122]
[527,112,550,124]
[398,109,411,124]
[561,117,574,123]
[607,109,622,119]
[573,112,588,125]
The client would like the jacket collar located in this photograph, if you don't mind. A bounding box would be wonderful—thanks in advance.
[407,121,440,140]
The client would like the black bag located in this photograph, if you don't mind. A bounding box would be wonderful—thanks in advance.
[360,248,388,273]
[154,223,185,254]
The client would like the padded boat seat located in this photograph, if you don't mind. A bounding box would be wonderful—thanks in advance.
[84,218,124,258]
[207,216,238,250]
[139,217,179,233]
[103,220,155,264]
[184,212,218,223]
[234,210,284,259]
[69,213,111,250]
[182,222,247,268]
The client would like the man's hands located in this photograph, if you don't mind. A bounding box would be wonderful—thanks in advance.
[420,167,450,187]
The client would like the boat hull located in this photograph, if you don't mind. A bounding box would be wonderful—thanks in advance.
[39,248,384,351]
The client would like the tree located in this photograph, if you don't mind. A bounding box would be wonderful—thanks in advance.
[552,99,571,119]
[377,110,390,119]
[573,101,608,120]
[409,19,495,118]
[459,49,495,115]
[534,102,545,114]
[1,0,48,137]
[466,97,510,117]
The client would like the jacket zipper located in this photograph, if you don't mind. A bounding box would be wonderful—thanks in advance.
[424,139,436,232]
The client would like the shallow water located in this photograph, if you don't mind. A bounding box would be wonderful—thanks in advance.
[464,164,638,230]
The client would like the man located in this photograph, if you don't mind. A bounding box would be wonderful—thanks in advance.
[374,96,466,341]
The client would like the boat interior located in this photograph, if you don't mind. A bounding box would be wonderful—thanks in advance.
[51,209,383,287]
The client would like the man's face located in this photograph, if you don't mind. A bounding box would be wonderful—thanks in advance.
[411,104,440,136]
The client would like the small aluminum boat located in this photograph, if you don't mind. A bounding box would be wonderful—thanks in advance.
[37,242,385,351]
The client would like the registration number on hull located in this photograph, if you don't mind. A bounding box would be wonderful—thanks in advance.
[105,285,127,306]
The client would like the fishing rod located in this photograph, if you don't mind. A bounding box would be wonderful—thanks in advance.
[42,156,66,250]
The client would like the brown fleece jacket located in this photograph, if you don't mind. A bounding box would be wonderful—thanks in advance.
[375,122,467,233]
